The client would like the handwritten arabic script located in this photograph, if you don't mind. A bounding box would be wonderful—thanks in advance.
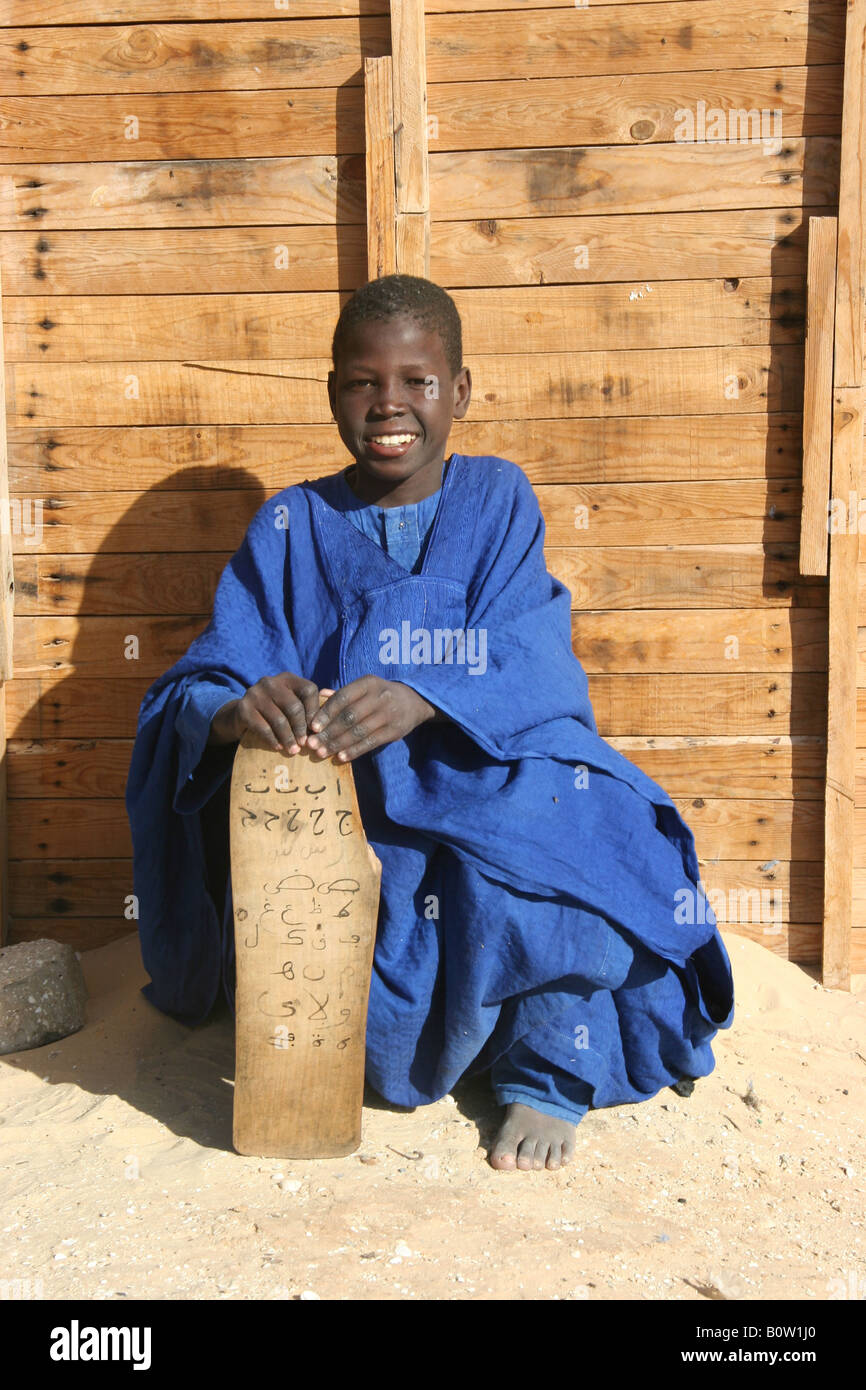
[233,761,376,1058]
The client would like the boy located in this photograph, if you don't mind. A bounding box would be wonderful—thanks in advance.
[126,275,734,1172]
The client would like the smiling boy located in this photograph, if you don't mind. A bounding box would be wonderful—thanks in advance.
[127,274,734,1171]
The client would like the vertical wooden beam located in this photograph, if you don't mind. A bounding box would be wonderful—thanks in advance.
[834,1,866,392]
[0,270,13,682]
[364,56,398,281]
[799,217,837,577]
[0,267,12,946]
[823,0,866,989]
[391,0,430,277]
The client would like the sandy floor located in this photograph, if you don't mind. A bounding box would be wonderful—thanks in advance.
[0,931,864,1302]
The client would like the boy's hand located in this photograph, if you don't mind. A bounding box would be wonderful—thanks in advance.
[305,677,441,763]
[208,672,323,753]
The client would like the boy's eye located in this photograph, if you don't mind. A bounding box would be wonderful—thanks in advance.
[343,376,429,391]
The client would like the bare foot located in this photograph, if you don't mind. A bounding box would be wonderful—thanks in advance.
[488,1102,576,1171]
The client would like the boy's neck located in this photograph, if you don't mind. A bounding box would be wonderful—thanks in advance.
[346,454,449,508]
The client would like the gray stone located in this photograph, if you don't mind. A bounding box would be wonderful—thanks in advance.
[0,939,87,1055]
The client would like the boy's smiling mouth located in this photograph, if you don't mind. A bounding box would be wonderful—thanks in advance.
[364,430,420,457]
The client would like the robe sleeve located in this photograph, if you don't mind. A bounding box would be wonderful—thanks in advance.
[125,494,301,1023]
[174,677,243,814]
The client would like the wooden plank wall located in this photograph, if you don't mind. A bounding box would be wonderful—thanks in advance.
[0,0,852,966]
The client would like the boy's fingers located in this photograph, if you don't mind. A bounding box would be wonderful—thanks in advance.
[264,695,306,748]
[307,690,379,751]
[309,703,389,758]
[310,679,368,732]
[332,726,390,763]
[243,707,289,753]
[293,678,320,728]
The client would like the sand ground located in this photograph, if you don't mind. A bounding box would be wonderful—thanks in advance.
[0,931,864,1302]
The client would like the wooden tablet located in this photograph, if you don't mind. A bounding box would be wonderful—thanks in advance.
[230,731,381,1157]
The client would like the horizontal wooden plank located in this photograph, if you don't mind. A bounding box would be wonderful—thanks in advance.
[570,609,826,672]
[0,0,841,22]
[6,734,826,802]
[541,481,801,546]
[5,479,800,553]
[10,607,826,677]
[0,19,389,95]
[6,416,805,491]
[699,859,821,924]
[427,140,840,222]
[550,544,827,610]
[0,156,366,230]
[7,737,134,799]
[0,89,365,163]
[10,799,132,858]
[0,68,842,163]
[0,210,811,294]
[8,490,260,554]
[6,673,827,738]
[587,673,826,736]
[12,542,826,618]
[432,209,813,288]
[7,677,151,737]
[0,0,839,23]
[12,551,229,615]
[674,796,823,861]
[0,4,844,95]
[1,0,384,22]
[0,141,838,232]
[610,735,825,800]
[1,279,806,362]
[425,68,841,153]
[423,2,845,81]
[5,346,806,426]
[8,859,133,916]
[12,615,201,676]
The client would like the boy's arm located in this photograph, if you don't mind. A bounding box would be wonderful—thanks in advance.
[207,697,240,745]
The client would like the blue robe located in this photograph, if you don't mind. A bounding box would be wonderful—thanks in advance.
[125,453,734,1122]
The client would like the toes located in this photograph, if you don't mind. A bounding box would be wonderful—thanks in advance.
[489,1123,522,1169]
[489,1143,518,1171]
[546,1142,562,1171]
[516,1136,537,1170]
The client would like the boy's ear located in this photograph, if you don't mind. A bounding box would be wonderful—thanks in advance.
[452,365,472,419]
[327,369,336,416]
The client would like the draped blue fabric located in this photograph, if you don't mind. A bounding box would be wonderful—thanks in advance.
[125,454,734,1121]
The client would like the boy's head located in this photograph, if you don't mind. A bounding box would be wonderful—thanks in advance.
[327,274,471,503]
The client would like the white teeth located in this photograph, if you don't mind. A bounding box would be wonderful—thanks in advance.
[369,434,416,445]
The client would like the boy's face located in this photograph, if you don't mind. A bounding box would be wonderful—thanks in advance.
[327,313,471,505]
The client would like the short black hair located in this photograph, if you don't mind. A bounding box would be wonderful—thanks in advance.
[331,274,463,378]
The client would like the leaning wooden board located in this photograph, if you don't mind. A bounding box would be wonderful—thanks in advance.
[229,730,381,1158]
